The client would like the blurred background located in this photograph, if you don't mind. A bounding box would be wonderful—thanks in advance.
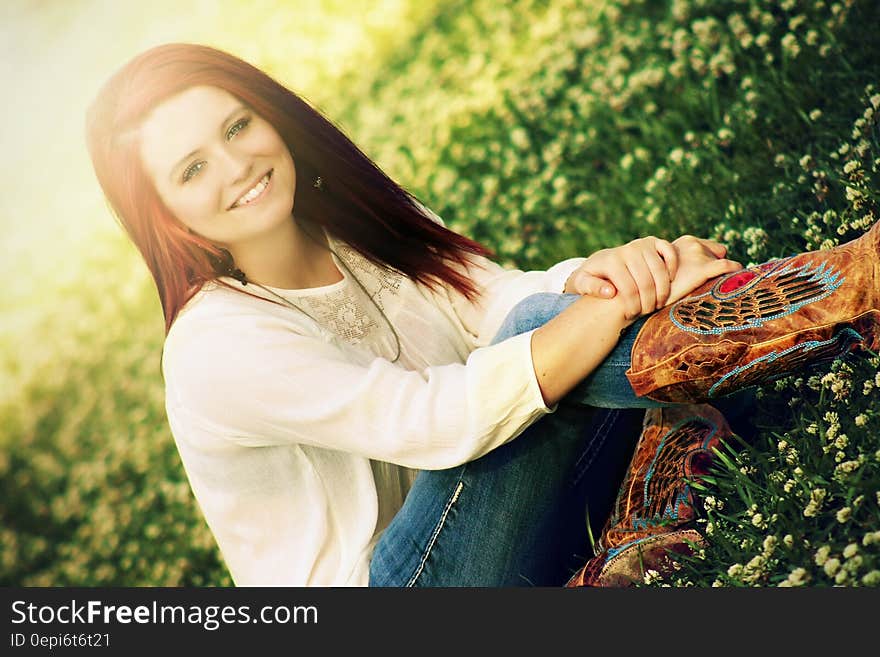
[3,0,878,586]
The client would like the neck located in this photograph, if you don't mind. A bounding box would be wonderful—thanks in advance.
[226,214,330,289]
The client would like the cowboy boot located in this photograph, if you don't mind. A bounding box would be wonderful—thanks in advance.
[625,220,880,403]
[566,403,732,587]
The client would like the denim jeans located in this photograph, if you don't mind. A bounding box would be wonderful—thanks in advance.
[368,293,755,587]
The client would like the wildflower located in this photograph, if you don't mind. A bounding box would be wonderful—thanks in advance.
[805,30,819,46]
[781,34,801,58]
[809,109,823,121]
[727,563,744,578]
[669,148,684,165]
[867,531,880,547]
[785,568,809,587]
[783,479,796,493]
[836,507,852,523]
[814,545,831,566]
[833,434,849,450]
[763,535,778,554]
[862,571,880,586]
[783,534,794,548]
[803,488,826,517]
[823,558,841,577]
[643,569,661,585]
[835,460,860,475]
[843,543,859,559]
[752,513,768,529]
[800,154,814,170]
[712,580,724,587]
[755,33,770,49]
[835,570,849,585]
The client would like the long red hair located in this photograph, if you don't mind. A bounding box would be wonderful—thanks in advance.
[85,43,494,335]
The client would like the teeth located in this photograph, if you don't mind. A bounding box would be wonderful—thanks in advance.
[235,174,269,207]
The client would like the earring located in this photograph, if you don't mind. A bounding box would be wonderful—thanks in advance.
[313,176,323,190]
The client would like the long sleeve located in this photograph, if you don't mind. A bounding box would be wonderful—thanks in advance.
[163,305,554,471]
[442,249,586,349]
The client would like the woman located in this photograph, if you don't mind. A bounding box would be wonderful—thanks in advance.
[86,43,879,586]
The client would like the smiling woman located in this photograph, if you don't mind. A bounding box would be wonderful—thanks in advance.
[84,41,876,588]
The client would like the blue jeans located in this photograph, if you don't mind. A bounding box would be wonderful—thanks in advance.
[368,293,754,587]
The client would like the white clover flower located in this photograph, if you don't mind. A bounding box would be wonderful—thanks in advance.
[643,569,661,584]
[862,571,880,586]
[763,535,778,554]
[815,545,831,566]
[803,488,826,517]
[790,15,807,31]
[786,568,809,586]
[834,434,849,450]
[727,563,744,578]
[836,507,852,523]
[781,34,801,58]
[823,557,841,576]
[835,460,860,476]
[752,513,767,528]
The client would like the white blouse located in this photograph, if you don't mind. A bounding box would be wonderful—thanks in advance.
[161,217,586,586]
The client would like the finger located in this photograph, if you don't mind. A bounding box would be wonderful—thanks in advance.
[603,261,642,320]
[713,258,744,278]
[655,239,679,280]
[699,239,728,259]
[574,272,617,297]
[643,250,671,309]
[625,254,656,317]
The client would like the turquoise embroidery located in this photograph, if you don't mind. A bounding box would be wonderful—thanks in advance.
[707,327,865,397]
[669,257,845,335]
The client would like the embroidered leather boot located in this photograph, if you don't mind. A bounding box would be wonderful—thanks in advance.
[566,403,732,587]
[625,220,880,403]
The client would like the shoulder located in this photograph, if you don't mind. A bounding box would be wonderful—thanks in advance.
[162,280,323,377]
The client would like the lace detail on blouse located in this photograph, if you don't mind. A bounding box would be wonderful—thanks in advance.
[281,241,403,359]
[294,284,380,345]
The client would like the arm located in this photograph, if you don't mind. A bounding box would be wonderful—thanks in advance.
[163,293,631,470]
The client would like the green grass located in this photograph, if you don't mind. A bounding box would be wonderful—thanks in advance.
[3,0,878,586]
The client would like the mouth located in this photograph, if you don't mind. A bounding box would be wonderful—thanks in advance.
[229,169,273,210]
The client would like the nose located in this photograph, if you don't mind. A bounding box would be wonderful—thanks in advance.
[218,144,253,188]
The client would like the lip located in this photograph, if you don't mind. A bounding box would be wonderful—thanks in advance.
[229,169,273,210]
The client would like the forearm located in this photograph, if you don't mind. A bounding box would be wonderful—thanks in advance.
[530,294,635,406]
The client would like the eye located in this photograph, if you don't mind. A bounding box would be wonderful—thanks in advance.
[226,116,250,140]
[182,160,205,183]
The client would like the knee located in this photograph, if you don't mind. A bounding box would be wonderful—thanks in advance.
[509,292,581,334]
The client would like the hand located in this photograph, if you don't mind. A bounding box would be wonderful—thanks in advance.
[563,236,680,320]
[665,235,744,306]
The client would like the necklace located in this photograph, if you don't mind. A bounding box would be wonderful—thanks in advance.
[233,226,402,363]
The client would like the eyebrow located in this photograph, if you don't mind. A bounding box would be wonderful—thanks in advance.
[169,104,249,181]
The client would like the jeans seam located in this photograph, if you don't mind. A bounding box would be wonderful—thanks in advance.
[406,476,465,587]
[569,409,619,489]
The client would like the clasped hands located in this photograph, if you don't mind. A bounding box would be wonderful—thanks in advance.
[563,235,745,321]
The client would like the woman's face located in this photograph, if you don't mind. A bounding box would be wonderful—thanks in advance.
[138,85,297,248]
